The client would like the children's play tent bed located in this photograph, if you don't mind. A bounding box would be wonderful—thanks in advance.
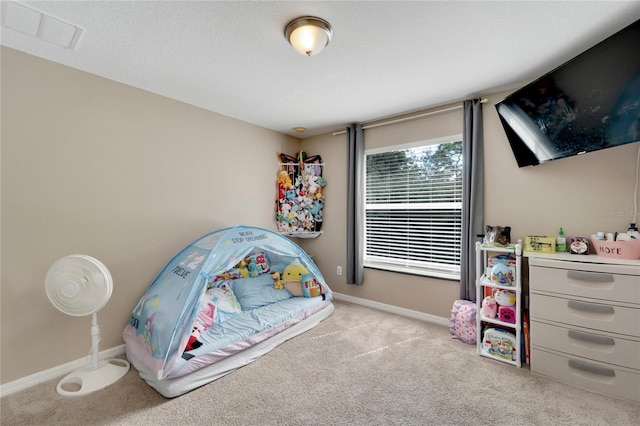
[123,225,334,398]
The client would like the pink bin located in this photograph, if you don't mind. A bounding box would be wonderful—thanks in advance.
[590,238,640,260]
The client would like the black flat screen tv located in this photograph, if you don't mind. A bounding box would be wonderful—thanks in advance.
[496,19,640,167]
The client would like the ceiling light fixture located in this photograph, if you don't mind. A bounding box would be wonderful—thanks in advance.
[284,16,333,57]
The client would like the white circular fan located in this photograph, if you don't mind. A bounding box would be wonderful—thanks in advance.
[45,255,130,397]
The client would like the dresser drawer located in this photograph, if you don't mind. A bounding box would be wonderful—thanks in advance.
[530,293,640,338]
[529,262,640,304]
[531,347,640,403]
[531,320,640,370]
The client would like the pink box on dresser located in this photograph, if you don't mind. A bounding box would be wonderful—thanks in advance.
[590,238,640,260]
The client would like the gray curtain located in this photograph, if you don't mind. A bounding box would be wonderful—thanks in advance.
[346,123,364,285]
[460,99,484,301]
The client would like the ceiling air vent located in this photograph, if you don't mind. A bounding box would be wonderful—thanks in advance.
[1,1,84,50]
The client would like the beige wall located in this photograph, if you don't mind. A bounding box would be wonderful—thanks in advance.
[0,47,299,383]
[3,45,639,385]
[482,90,639,238]
[299,105,464,318]
[300,95,639,319]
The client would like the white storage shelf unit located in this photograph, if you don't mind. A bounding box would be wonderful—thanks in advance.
[475,241,522,368]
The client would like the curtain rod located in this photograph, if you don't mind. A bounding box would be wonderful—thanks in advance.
[332,98,488,136]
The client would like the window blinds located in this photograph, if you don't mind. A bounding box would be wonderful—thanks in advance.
[365,142,462,278]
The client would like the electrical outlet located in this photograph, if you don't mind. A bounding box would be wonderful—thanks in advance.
[336,265,343,276]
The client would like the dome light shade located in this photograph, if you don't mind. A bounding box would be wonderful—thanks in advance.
[285,16,333,56]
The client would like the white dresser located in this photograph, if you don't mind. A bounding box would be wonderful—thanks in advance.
[528,253,640,402]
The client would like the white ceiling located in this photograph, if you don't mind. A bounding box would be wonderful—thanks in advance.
[2,1,639,138]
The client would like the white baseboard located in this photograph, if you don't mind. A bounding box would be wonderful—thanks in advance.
[0,344,127,398]
[332,293,450,327]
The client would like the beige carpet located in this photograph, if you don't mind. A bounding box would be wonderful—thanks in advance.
[2,300,639,425]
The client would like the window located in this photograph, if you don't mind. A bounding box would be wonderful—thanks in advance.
[364,136,462,280]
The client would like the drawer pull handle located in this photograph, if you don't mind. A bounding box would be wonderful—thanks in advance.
[567,300,614,314]
[568,359,616,377]
[566,270,614,283]
[568,330,615,346]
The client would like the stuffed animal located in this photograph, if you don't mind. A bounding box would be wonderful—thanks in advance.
[310,198,324,217]
[248,258,258,278]
[279,202,291,219]
[278,170,292,189]
[483,225,511,246]
[317,177,326,199]
[494,289,516,306]
[481,295,497,318]
[277,221,289,233]
[306,174,322,195]
[234,259,249,278]
[282,260,309,296]
[272,271,284,290]
[301,273,321,297]
[491,263,513,286]
[499,306,516,323]
[185,327,202,351]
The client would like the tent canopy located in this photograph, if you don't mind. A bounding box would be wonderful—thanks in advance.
[124,225,330,379]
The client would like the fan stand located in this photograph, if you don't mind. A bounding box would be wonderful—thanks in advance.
[56,312,130,397]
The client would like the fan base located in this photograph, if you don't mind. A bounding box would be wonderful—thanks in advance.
[56,359,130,397]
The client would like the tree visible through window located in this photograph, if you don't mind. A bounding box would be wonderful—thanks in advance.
[364,137,462,280]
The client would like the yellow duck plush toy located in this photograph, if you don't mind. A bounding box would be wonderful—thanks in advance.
[282,260,308,297]
[272,271,285,290]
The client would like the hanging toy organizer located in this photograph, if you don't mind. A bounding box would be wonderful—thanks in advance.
[276,152,326,238]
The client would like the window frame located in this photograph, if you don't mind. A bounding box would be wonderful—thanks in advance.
[363,134,463,281]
